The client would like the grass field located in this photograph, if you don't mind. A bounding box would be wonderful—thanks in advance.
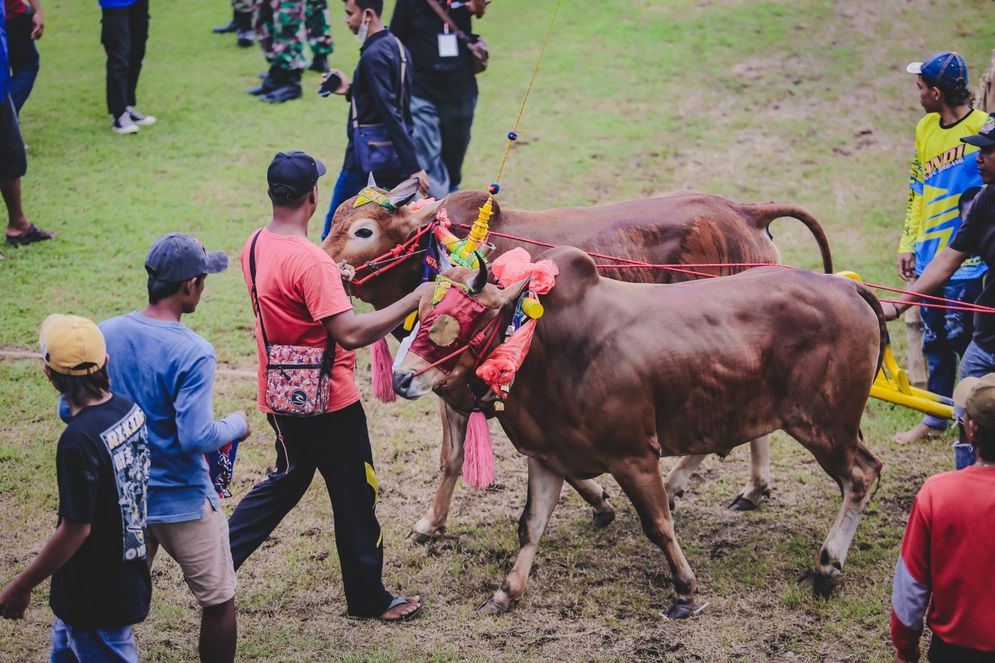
[2,0,994,660]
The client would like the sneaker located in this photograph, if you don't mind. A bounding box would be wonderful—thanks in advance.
[308,55,330,73]
[112,112,139,134]
[236,29,254,47]
[213,19,237,34]
[260,83,302,104]
[127,106,156,126]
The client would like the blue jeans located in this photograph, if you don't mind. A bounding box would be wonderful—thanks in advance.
[51,619,139,663]
[919,277,983,429]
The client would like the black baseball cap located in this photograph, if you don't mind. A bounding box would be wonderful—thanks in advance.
[145,233,228,281]
[267,151,327,202]
[962,113,995,149]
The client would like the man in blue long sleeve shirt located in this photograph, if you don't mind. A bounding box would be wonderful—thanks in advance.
[101,233,249,663]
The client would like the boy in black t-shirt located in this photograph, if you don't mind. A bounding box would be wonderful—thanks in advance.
[0,314,151,663]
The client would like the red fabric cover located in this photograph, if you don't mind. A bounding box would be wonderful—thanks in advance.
[490,247,559,294]
[408,286,489,374]
[476,319,536,395]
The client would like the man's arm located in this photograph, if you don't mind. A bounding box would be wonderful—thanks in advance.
[322,282,432,350]
[898,148,925,281]
[890,492,932,663]
[883,246,968,320]
[174,354,250,455]
[0,519,90,619]
[27,0,44,40]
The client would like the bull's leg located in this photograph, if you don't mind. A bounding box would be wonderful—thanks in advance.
[410,399,468,543]
[663,454,706,509]
[565,476,615,528]
[791,430,883,597]
[728,435,773,511]
[614,459,699,618]
[480,457,564,614]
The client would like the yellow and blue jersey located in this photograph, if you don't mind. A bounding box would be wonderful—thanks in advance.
[900,109,988,279]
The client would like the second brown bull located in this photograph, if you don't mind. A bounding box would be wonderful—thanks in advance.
[392,248,885,616]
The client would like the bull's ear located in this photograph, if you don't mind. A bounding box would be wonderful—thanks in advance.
[409,195,448,226]
[388,177,420,208]
[497,277,530,306]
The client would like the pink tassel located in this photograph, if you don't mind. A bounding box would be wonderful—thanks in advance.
[371,337,396,403]
[463,410,495,489]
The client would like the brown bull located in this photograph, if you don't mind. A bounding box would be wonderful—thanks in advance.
[322,182,835,541]
[392,247,884,616]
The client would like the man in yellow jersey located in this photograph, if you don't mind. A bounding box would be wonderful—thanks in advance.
[895,51,988,444]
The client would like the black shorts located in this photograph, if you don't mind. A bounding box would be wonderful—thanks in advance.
[0,95,28,180]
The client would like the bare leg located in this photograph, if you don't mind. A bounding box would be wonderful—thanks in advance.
[410,399,468,543]
[614,456,698,618]
[480,457,564,613]
[200,598,236,663]
[1,178,29,233]
[728,435,772,511]
[565,475,615,528]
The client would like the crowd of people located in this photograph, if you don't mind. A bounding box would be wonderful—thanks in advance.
[0,2,994,661]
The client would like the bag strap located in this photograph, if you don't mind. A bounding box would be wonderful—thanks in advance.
[352,35,409,131]
[423,0,472,43]
[248,229,272,349]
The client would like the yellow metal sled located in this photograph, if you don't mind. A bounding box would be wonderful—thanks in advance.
[837,271,954,420]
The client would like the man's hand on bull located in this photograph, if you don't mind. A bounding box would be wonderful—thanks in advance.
[897,252,916,281]
[323,69,350,96]
[338,261,356,282]
[882,301,905,322]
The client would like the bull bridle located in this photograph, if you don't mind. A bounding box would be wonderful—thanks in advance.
[343,221,437,297]
[411,306,507,386]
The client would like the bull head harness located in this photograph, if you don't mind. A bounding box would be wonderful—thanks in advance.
[408,277,508,381]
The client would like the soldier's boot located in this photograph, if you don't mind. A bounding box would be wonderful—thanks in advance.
[213,11,238,34]
[235,11,254,47]
[308,55,330,73]
[249,67,284,96]
[261,70,303,103]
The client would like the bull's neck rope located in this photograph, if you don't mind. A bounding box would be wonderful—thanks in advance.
[342,217,995,315]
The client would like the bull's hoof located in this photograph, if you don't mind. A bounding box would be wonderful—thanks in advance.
[727,493,758,511]
[797,568,842,598]
[477,596,510,615]
[592,507,616,529]
[661,598,705,620]
[407,527,443,545]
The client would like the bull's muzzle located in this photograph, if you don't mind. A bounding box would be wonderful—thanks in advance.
[392,369,421,400]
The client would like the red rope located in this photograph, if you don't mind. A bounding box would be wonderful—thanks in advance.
[447,222,995,315]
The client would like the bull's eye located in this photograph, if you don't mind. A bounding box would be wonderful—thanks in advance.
[428,315,460,347]
[354,228,374,238]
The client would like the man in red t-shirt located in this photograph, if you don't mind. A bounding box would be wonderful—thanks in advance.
[891,373,995,662]
[228,151,431,621]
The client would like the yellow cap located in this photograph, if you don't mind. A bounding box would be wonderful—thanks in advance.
[39,314,107,376]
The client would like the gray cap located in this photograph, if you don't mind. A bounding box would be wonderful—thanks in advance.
[145,233,228,282]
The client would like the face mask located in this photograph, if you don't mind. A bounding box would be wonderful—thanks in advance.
[356,13,370,43]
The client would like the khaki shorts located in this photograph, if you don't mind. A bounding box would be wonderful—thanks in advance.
[148,500,237,607]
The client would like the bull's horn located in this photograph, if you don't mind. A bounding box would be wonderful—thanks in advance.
[388,177,420,208]
[367,172,379,189]
[471,255,489,293]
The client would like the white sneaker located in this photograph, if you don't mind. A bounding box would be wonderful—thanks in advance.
[127,106,156,126]
[112,112,139,134]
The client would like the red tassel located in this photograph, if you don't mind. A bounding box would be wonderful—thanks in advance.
[463,410,494,489]
[371,337,396,403]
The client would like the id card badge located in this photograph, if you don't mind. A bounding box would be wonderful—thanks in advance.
[438,32,459,57]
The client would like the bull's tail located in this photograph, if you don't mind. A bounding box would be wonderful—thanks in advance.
[740,202,834,274]
[852,281,889,377]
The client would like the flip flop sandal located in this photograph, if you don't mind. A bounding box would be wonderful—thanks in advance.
[378,596,423,622]
[6,224,55,246]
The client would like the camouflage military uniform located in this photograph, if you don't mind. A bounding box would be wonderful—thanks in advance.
[255,0,332,74]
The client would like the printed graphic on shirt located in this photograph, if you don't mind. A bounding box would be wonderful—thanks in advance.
[99,404,151,561]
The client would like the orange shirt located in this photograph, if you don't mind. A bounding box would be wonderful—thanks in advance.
[241,228,360,414]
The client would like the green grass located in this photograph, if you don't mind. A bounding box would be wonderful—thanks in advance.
[2,0,994,660]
